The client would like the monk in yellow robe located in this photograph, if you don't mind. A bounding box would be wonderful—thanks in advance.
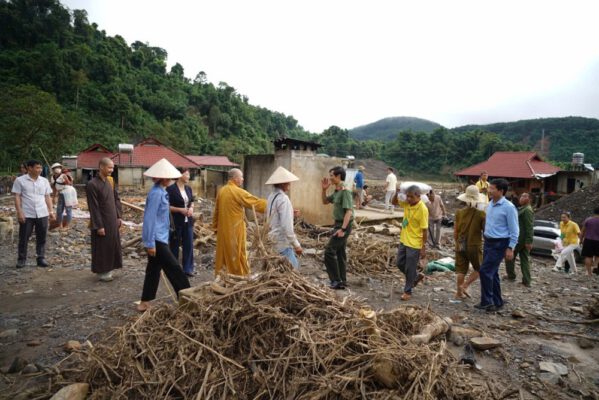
[213,168,266,276]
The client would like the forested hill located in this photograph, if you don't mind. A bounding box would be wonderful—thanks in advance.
[0,0,314,170]
[451,117,599,164]
[350,117,443,141]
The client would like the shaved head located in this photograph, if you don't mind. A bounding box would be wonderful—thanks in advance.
[228,168,242,179]
[99,157,114,167]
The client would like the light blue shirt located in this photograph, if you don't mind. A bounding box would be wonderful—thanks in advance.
[142,184,170,248]
[484,196,520,248]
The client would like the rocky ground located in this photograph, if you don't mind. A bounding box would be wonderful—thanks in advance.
[0,190,598,399]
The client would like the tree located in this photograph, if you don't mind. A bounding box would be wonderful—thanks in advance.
[0,85,76,168]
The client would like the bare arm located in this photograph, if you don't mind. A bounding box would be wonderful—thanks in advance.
[420,229,428,258]
[334,209,353,237]
[14,194,25,223]
[321,177,331,205]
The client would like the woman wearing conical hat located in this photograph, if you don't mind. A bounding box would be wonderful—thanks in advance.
[265,166,302,269]
[137,158,190,312]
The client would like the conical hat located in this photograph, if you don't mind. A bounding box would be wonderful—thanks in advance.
[143,158,182,179]
[265,166,299,185]
[457,185,485,205]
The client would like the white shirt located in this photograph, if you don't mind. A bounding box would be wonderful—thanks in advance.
[180,186,189,223]
[385,172,397,192]
[266,188,300,252]
[12,174,52,218]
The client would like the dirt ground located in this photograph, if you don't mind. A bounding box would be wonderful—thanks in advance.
[1,188,598,399]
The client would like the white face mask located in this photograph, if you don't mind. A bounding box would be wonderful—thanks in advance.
[53,168,62,174]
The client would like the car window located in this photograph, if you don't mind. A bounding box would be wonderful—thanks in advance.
[534,230,558,239]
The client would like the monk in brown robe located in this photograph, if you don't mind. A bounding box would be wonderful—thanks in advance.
[86,158,123,282]
[213,168,266,276]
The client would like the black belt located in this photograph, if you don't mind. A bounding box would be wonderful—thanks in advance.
[484,236,509,242]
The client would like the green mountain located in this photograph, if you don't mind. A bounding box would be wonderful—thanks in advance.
[0,0,315,171]
[451,117,599,164]
[350,117,443,141]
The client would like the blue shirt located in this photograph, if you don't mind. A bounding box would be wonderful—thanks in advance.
[484,196,520,248]
[142,184,170,248]
[354,171,364,189]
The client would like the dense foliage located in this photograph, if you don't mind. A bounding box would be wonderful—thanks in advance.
[452,117,599,165]
[350,116,442,141]
[0,0,314,170]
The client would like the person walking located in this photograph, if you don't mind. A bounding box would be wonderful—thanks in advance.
[85,158,123,282]
[138,159,190,312]
[396,185,429,300]
[504,193,534,286]
[12,160,55,268]
[167,168,195,277]
[384,167,398,213]
[580,207,599,277]
[50,163,74,231]
[321,166,354,289]
[426,190,447,248]
[213,168,266,276]
[476,178,519,312]
[265,166,302,269]
[454,185,486,299]
[553,212,580,274]
[354,165,365,209]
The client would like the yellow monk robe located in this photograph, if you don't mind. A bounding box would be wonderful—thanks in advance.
[213,181,266,276]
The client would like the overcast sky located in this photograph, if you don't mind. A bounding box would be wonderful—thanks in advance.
[63,0,599,133]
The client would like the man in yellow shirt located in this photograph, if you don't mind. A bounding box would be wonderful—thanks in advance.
[396,185,429,301]
[213,168,266,276]
[476,171,490,202]
[553,212,580,274]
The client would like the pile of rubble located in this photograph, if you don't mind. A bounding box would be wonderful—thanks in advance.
[535,183,599,223]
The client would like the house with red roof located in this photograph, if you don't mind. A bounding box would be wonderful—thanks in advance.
[110,138,200,186]
[74,144,115,183]
[454,151,561,196]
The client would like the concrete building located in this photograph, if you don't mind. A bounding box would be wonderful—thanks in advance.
[555,153,596,194]
[244,138,352,225]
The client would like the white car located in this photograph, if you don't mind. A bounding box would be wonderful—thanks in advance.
[532,220,582,262]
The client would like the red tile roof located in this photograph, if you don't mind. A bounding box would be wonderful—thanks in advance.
[455,152,560,179]
[112,138,199,168]
[186,155,239,167]
[77,144,114,169]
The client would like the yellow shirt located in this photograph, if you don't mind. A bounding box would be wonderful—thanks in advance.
[399,200,429,249]
[560,220,580,246]
[476,179,489,202]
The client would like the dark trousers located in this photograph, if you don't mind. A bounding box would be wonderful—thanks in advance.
[505,243,531,285]
[324,225,351,284]
[169,221,194,274]
[18,217,48,262]
[479,238,509,307]
[141,241,191,301]
[396,243,421,294]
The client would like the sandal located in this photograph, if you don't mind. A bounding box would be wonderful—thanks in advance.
[136,301,152,312]
[400,292,411,301]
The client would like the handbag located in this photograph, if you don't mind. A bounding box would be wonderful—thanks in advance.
[457,209,476,254]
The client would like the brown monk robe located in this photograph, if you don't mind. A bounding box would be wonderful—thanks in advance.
[85,159,123,276]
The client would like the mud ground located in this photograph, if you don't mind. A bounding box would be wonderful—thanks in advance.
[0,191,598,399]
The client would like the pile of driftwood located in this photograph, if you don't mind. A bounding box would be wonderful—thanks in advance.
[57,266,492,399]
[347,232,399,277]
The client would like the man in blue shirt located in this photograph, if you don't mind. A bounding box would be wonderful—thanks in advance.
[138,159,190,312]
[476,178,519,312]
[354,166,365,209]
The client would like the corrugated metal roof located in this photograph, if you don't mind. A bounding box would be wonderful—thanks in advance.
[455,152,560,179]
